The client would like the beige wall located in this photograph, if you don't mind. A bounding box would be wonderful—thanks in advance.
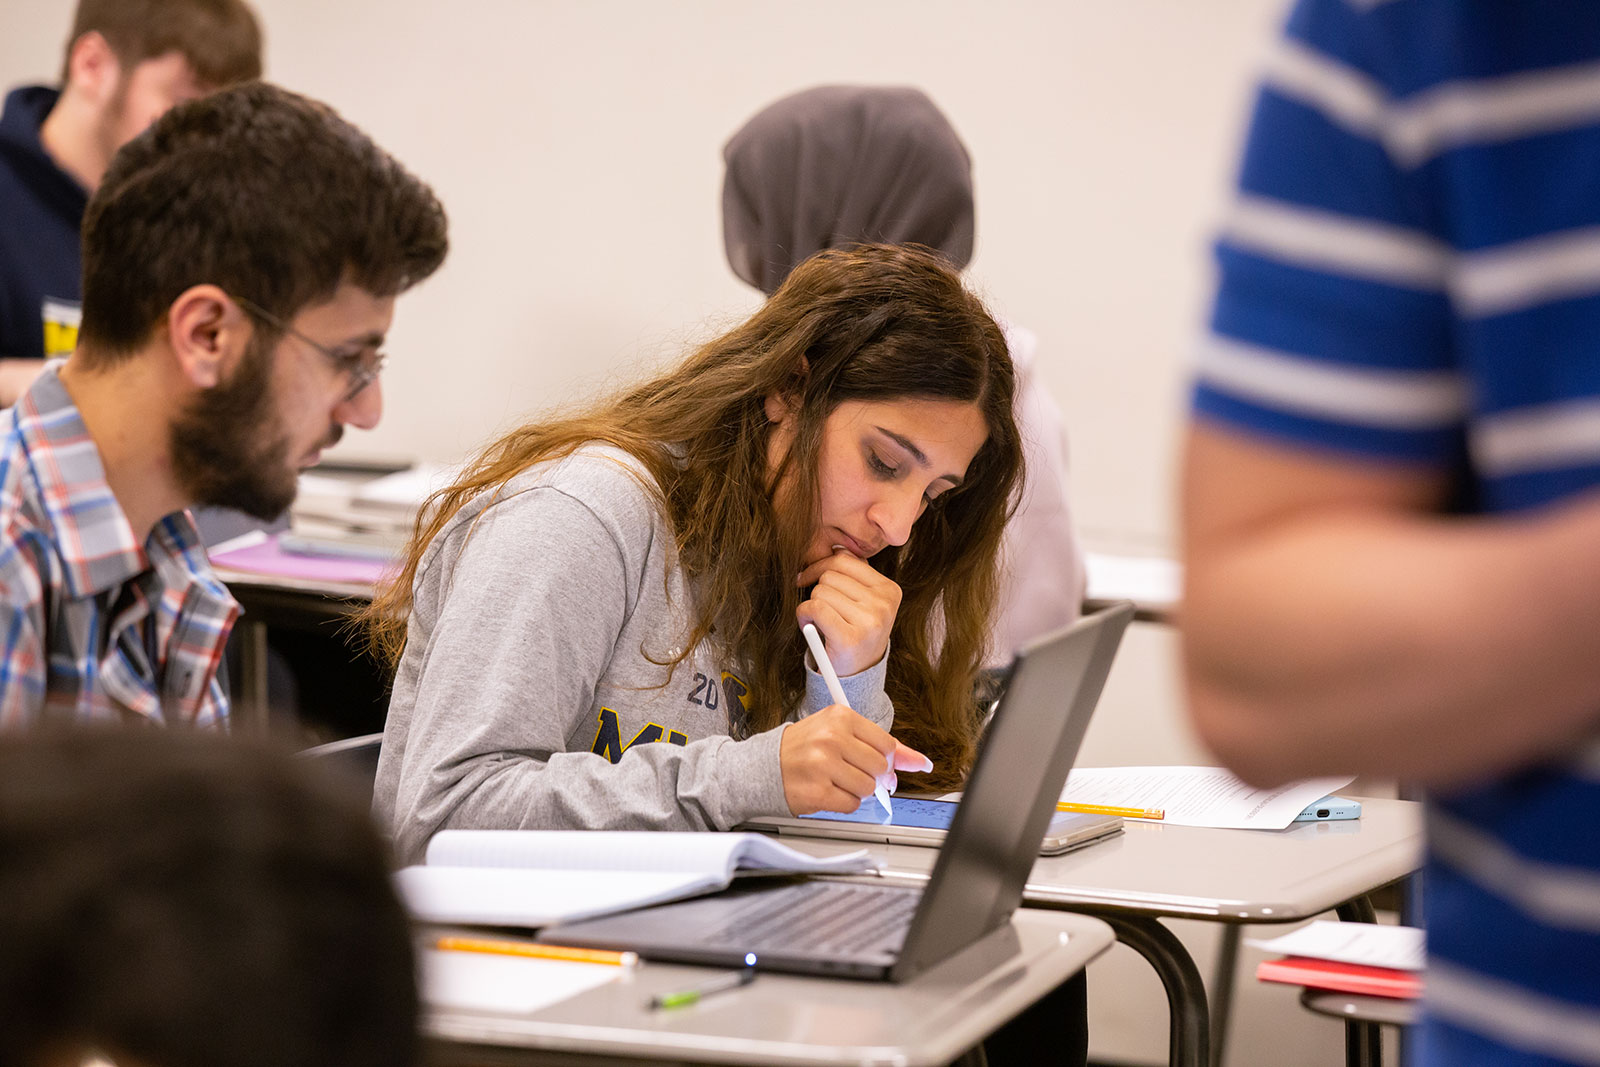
[1,4,1358,1064]
[1,0,1283,553]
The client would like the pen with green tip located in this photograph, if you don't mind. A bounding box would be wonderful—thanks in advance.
[648,966,756,1010]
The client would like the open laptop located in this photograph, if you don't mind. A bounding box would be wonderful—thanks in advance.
[539,601,1135,982]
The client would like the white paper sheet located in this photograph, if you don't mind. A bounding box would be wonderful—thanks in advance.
[1061,766,1353,829]
[1246,921,1425,970]
[420,947,623,1014]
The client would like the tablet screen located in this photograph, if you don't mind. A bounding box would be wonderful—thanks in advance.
[799,796,957,830]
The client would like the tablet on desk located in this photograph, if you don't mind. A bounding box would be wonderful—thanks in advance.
[740,795,1122,856]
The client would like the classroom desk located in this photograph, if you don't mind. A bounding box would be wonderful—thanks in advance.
[424,909,1115,1067]
[1083,550,1180,624]
[210,566,374,733]
[770,797,1424,1067]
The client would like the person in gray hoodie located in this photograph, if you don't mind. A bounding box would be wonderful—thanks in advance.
[368,244,1023,865]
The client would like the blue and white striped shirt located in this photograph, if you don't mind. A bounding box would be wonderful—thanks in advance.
[0,363,238,727]
[1196,1,1600,1061]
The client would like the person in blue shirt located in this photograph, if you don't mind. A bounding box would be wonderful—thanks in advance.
[0,0,261,401]
[1182,2,1600,1062]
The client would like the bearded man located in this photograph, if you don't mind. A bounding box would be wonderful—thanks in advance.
[0,81,448,726]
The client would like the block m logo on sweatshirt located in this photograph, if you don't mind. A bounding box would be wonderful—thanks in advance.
[591,708,688,764]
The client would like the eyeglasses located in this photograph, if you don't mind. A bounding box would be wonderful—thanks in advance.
[231,295,386,403]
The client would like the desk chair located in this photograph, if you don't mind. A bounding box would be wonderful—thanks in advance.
[1301,989,1415,1067]
[300,732,383,799]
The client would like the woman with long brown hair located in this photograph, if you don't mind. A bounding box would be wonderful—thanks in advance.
[367,244,1021,864]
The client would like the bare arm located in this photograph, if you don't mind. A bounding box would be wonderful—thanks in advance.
[1181,422,1600,790]
[0,359,45,407]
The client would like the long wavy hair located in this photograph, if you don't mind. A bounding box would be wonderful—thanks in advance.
[362,244,1022,789]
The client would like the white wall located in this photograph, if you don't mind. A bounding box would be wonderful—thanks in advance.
[2,4,1338,1064]
[1,0,1283,553]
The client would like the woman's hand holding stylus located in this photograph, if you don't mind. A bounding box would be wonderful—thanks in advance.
[779,705,930,815]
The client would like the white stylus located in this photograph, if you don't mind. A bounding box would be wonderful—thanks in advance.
[802,622,893,817]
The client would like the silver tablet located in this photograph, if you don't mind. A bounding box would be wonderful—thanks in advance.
[740,795,1122,857]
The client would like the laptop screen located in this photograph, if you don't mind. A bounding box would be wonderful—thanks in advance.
[891,602,1133,979]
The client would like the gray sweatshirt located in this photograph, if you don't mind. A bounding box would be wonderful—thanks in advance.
[372,445,894,864]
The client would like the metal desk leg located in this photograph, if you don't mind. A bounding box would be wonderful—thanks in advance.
[1336,896,1383,1067]
[1102,915,1210,1067]
[1337,896,1378,925]
[232,618,270,734]
[1209,925,1240,1067]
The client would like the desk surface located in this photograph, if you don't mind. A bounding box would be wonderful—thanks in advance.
[425,910,1113,1067]
[215,549,1178,618]
[212,563,376,602]
[775,797,1423,923]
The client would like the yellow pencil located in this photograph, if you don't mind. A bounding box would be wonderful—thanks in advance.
[1057,801,1165,820]
[435,935,639,967]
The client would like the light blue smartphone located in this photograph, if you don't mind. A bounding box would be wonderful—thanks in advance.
[1293,794,1362,822]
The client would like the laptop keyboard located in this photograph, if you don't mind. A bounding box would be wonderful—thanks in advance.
[707,881,920,955]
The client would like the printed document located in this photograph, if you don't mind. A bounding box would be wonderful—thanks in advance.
[1061,766,1353,829]
[1248,920,1425,970]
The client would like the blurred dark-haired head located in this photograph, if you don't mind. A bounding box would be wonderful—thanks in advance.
[0,729,419,1067]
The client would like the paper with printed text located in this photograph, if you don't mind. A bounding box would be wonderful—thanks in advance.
[1061,766,1352,829]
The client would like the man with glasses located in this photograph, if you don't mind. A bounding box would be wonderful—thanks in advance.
[0,81,447,726]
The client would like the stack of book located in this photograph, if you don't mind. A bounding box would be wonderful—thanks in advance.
[1250,920,1424,999]
[284,461,459,562]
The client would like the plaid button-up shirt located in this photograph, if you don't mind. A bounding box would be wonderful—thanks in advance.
[0,363,239,727]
